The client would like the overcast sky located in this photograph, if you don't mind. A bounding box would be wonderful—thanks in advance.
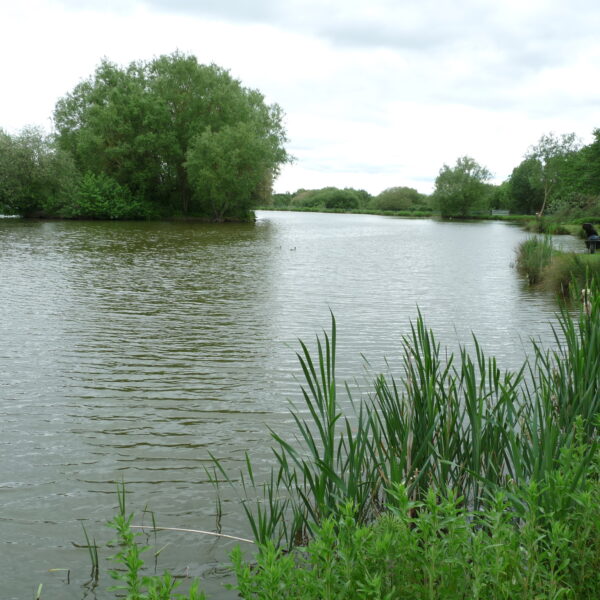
[2,0,599,194]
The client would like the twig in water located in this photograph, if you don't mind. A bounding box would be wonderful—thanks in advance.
[130,525,254,544]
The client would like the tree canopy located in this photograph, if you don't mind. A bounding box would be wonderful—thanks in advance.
[370,186,429,212]
[524,132,581,216]
[0,127,76,217]
[49,52,289,220]
[432,156,492,217]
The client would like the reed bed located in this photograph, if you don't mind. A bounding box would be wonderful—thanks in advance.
[515,235,555,284]
[213,289,600,550]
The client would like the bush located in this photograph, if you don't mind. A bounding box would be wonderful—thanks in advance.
[66,172,153,219]
[233,458,600,599]
[523,217,571,235]
[289,187,362,211]
[370,186,429,212]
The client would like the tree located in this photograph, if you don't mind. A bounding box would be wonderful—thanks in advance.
[432,156,491,217]
[53,53,289,220]
[185,122,285,221]
[0,127,77,217]
[525,132,580,216]
[507,158,544,214]
[371,186,428,212]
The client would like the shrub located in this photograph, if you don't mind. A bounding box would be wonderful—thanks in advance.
[232,460,600,599]
[66,172,153,219]
[370,186,429,212]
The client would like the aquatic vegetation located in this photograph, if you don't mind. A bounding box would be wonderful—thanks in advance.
[515,235,554,284]
[213,292,600,550]
[94,295,599,599]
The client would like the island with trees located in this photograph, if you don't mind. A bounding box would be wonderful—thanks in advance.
[0,52,290,222]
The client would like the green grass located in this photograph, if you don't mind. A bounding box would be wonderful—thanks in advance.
[515,235,600,294]
[542,253,600,295]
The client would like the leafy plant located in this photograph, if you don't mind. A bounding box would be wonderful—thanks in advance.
[212,290,600,552]
[107,481,206,600]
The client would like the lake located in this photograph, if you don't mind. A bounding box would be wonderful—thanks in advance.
[0,211,582,598]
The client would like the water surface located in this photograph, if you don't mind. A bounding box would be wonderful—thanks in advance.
[0,212,582,598]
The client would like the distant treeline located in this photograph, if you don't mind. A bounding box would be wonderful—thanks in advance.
[267,130,600,220]
[268,186,432,214]
[0,53,289,222]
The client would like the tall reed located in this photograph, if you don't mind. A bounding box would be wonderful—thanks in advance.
[213,289,600,548]
[515,235,554,284]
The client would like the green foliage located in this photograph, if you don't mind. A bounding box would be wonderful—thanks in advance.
[288,187,367,211]
[433,156,492,217]
[507,157,545,214]
[515,236,555,284]
[108,482,206,600]
[541,253,600,295]
[525,132,581,216]
[486,181,510,210]
[0,127,77,217]
[212,295,600,555]
[370,186,429,212]
[53,52,289,220]
[269,192,294,208]
[66,172,154,219]
[185,121,284,221]
[313,188,362,210]
[232,463,600,599]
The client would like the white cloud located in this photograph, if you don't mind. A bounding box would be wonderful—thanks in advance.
[2,0,599,195]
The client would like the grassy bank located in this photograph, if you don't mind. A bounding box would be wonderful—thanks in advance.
[516,235,600,293]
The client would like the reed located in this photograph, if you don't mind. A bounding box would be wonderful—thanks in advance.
[80,522,99,581]
[232,460,600,599]
[213,290,600,548]
[515,235,554,284]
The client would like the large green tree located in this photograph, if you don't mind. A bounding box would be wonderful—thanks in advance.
[432,156,491,217]
[185,121,285,221]
[525,132,580,216]
[507,158,544,214]
[53,52,289,220]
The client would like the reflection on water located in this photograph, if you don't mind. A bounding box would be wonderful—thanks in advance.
[0,212,581,598]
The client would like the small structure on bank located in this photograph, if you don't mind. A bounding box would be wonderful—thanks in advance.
[582,223,600,253]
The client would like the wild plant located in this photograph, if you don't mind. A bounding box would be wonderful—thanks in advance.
[213,285,600,550]
[107,481,206,600]
[515,235,554,283]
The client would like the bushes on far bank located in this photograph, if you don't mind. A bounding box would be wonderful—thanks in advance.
[269,185,433,214]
